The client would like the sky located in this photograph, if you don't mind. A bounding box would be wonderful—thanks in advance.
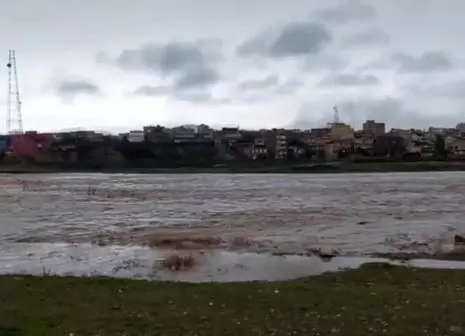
[1,0,465,133]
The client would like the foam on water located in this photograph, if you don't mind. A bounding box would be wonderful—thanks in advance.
[1,243,465,282]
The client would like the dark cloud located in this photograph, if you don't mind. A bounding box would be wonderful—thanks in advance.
[174,67,220,89]
[315,2,375,24]
[105,39,223,90]
[133,65,220,103]
[55,79,100,97]
[237,22,332,58]
[392,52,453,73]
[114,39,222,74]
[342,29,390,47]
[319,73,379,87]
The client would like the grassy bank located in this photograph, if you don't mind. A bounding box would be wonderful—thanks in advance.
[2,160,465,174]
[1,263,465,335]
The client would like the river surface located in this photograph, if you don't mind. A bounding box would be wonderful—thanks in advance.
[1,172,465,281]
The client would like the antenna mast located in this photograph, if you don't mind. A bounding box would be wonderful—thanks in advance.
[333,105,340,124]
[6,49,23,134]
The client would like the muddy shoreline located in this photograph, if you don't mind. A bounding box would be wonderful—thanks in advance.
[1,242,465,282]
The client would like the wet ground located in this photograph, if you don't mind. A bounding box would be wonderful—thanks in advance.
[1,172,465,281]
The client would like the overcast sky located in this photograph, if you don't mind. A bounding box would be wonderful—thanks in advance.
[1,0,465,133]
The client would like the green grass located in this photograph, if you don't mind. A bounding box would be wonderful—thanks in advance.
[1,263,465,335]
[3,160,465,174]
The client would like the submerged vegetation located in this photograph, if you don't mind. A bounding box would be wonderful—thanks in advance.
[1,263,465,335]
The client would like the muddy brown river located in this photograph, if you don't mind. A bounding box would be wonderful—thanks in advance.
[1,172,465,281]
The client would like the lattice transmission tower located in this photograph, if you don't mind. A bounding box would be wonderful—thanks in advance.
[6,49,23,134]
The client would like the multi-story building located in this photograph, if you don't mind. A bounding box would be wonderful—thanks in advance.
[362,120,386,135]
[127,130,145,143]
[428,127,458,137]
[304,128,330,152]
[329,122,353,141]
[221,127,242,141]
[354,131,375,151]
[11,131,54,159]
[144,126,171,143]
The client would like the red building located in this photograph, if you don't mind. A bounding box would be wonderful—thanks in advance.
[11,132,54,159]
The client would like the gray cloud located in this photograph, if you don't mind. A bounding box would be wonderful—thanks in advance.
[172,91,215,104]
[304,54,348,72]
[236,75,303,99]
[174,67,220,89]
[237,22,332,58]
[114,39,222,75]
[237,75,279,91]
[405,79,465,100]
[135,75,301,105]
[319,73,379,87]
[106,39,223,91]
[392,52,453,73]
[315,2,375,24]
[275,79,303,94]
[134,85,171,96]
[55,79,100,97]
[342,29,390,47]
[336,97,462,129]
[294,97,454,130]
[133,84,230,105]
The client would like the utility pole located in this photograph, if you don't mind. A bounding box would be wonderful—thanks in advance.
[6,49,23,134]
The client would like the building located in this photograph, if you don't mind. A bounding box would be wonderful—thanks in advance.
[0,135,12,153]
[362,120,385,135]
[373,135,406,156]
[428,127,458,136]
[127,130,145,143]
[144,126,171,143]
[11,131,54,159]
[197,124,213,137]
[304,128,330,152]
[329,123,354,141]
[446,137,465,154]
[275,133,287,159]
[170,126,196,143]
[354,131,375,151]
[456,123,465,134]
[221,127,242,141]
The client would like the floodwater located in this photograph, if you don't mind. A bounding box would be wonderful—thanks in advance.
[1,172,465,281]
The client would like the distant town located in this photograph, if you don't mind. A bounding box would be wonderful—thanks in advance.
[1,50,464,171]
[0,116,464,170]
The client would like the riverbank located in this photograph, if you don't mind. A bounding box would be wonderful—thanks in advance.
[1,160,465,174]
[1,263,464,335]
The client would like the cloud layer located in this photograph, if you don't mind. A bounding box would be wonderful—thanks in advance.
[2,0,465,131]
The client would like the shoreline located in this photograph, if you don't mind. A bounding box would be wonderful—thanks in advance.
[2,263,464,335]
[2,160,465,174]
